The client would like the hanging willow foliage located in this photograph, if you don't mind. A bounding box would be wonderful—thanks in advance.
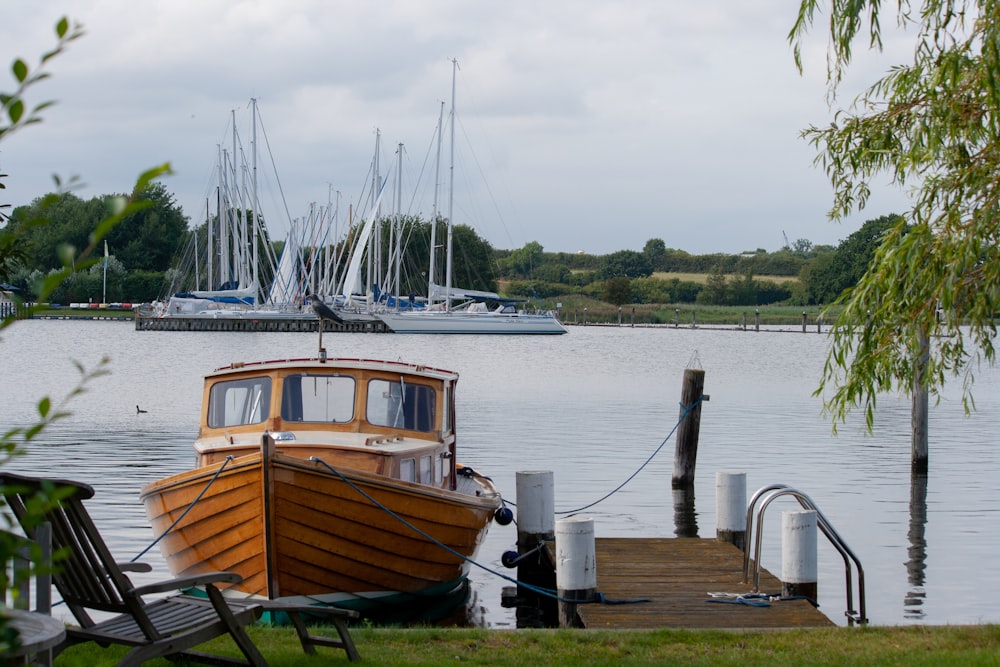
[790,1,1000,428]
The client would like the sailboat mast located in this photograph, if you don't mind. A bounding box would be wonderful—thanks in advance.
[251,98,260,305]
[445,58,457,312]
[428,101,444,305]
[369,130,381,300]
[394,142,403,301]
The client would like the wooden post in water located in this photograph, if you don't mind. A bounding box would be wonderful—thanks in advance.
[555,516,596,628]
[715,471,746,550]
[514,470,556,626]
[672,368,706,489]
[781,510,818,602]
[674,308,680,328]
[912,330,930,474]
[755,308,760,332]
[801,312,807,333]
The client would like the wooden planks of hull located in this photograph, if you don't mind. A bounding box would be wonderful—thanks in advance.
[141,450,499,600]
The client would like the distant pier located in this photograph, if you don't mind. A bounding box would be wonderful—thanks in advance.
[134,313,390,333]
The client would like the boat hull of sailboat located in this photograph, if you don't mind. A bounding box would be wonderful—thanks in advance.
[139,450,500,616]
[379,310,567,334]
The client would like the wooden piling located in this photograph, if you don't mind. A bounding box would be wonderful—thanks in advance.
[672,368,705,489]
[514,471,557,626]
[912,330,929,474]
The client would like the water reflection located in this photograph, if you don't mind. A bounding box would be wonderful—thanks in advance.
[904,472,928,619]
[672,488,699,538]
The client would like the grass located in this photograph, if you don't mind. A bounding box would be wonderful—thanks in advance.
[50,624,1000,666]
[549,298,838,327]
[651,272,800,285]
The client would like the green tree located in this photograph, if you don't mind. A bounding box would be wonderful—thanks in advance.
[596,249,653,280]
[602,276,632,305]
[10,183,188,274]
[106,183,188,271]
[802,214,904,305]
[642,238,666,271]
[503,240,545,278]
[698,266,728,305]
[790,1,1000,428]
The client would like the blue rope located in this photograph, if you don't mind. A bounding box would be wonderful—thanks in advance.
[555,395,704,516]
[131,456,235,562]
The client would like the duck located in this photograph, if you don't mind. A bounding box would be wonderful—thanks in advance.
[136,405,148,414]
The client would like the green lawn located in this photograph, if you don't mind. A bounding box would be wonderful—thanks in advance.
[51,625,1000,666]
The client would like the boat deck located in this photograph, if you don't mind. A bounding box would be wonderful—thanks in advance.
[576,538,836,630]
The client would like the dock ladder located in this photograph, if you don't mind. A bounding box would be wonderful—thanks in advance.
[742,483,868,626]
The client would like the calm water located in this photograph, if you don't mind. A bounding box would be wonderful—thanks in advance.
[2,319,999,627]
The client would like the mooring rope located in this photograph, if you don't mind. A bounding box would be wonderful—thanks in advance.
[131,455,235,562]
[308,457,641,606]
[553,395,704,516]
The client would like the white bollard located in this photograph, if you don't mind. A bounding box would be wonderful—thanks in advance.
[516,470,555,538]
[555,516,596,627]
[715,471,747,549]
[781,510,818,601]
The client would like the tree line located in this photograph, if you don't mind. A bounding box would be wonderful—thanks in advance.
[2,184,901,309]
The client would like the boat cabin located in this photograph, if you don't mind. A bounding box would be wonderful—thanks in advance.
[193,358,460,490]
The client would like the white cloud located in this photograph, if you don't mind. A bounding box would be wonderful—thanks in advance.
[2,1,915,254]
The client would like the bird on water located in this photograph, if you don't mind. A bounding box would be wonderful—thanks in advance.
[136,405,147,414]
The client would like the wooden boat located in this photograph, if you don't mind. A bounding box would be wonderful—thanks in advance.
[140,356,503,619]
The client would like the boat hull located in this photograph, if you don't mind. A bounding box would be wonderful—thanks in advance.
[140,450,500,613]
[379,310,567,334]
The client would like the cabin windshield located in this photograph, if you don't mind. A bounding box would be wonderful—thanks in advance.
[207,377,272,427]
[281,373,356,423]
[366,378,436,432]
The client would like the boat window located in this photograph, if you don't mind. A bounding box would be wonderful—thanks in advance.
[207,377,271,428]
[366,378,436,432]
[281,374,355,423]
[420,455,432,483]
[400,458,415,483]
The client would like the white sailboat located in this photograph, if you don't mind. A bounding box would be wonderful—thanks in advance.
[378,61,567,335]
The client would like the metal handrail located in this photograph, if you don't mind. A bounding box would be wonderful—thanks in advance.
[742,484,868,625]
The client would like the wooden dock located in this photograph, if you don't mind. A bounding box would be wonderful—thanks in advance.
[576,538,835,630]
[134,314,390,333]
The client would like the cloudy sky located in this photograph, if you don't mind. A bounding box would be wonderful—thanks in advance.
[3,1,914,256]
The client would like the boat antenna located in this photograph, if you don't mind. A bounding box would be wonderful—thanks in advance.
[309,294,344,362]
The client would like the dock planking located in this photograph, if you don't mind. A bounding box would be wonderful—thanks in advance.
[576,538,835,630]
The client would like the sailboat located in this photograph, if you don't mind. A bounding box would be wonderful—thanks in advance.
[378,62,567,335]
[147,100,313,320]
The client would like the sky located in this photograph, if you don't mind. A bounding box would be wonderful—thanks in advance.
[2,1,916,256]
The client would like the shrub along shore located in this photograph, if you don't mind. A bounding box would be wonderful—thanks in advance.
[22,303,839,328]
